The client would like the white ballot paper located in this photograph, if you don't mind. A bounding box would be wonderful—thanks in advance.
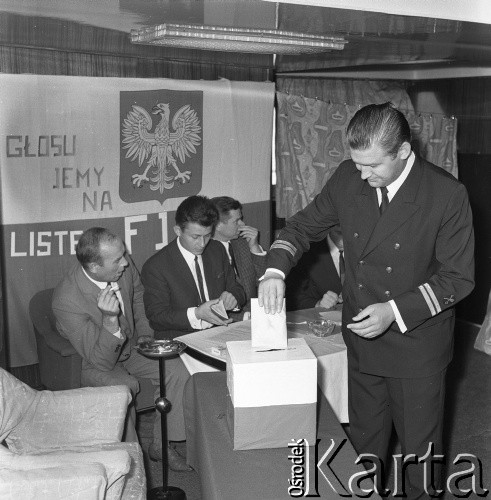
[250,298,287,351]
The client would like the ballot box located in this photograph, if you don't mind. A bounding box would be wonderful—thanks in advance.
[226,338,317,450]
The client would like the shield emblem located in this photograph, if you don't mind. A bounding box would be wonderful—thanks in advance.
[119,89,203,204]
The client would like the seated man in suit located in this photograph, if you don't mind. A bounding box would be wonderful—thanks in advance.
[285,228,344,311]
[52,227,191,470]
[141,195,246,340]
[211,196,267,318]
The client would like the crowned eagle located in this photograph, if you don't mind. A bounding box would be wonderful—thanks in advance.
[122,103,201,192]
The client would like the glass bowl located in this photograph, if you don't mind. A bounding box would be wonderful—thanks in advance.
[136,339,187,358]
[307,319,336,337]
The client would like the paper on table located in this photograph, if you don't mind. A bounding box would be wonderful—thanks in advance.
[251,298,287,351]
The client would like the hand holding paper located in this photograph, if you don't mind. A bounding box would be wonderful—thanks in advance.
[211,299,229,321]
[219,291,238,311]
[257,273,285,314]
[251,298,287,351]
[196,299,232,326]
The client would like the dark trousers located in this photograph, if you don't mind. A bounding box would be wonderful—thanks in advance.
[348,363,447,499]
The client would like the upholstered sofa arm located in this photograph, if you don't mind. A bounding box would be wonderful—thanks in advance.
[0,445,131,500]
[0,463,108,500]
[8,385,131,454]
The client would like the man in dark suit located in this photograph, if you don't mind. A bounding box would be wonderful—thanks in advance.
[52,227,191,470]
[141,195,246,340]
[211,196,267,318]
[285,228,343,311]
[259,103,474,498]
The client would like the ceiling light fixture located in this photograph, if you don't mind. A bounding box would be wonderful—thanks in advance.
[130,23,347,55]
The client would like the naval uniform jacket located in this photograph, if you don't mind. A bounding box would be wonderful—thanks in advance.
[141,238,246,340]
[269,155,475,378]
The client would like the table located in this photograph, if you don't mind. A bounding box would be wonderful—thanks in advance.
[176,308,348,423]
[184,372,379,500]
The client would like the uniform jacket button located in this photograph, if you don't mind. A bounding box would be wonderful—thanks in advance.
[359,260,365,265]
[394,243,400,250]
[358,283,364,289]
[354,232,359,238]
[386,266,392,273]
[384,290,391,297]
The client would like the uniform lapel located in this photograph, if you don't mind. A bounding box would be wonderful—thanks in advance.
[361,159,422,259]
[353,182,379,259]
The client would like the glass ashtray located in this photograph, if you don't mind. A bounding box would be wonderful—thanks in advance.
[136,339,187,358]
[307,319,337,337]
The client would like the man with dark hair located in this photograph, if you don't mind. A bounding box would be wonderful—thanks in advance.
[211,196,267,317]
[52,227,191,470]
[142,195,246,340]
[285,227,343,311]
[259,103,475,498]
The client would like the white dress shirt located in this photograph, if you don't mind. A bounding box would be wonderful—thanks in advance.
[327,235,342,277]
[219,240,234,265]
[176,238,213,330]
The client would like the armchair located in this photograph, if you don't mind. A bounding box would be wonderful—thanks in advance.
[0,367,146,500]
[29,288,155,411]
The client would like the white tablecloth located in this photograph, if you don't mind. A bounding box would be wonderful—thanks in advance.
[176,308,349,423]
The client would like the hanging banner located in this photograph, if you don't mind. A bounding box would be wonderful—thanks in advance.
[0,75,274,367]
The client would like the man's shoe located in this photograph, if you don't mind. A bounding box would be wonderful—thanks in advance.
[148,443,192,472]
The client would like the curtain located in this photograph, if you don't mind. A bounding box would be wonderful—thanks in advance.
[275,80,458,218]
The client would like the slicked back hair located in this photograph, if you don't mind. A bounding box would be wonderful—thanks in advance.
[76,227,120,269]
[210,196,242,223]
[175,195,218,230]
[346,102,411,158]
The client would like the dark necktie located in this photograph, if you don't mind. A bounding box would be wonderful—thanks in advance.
[228,243,240,277]
[379,186,389,215]
[195,256,206,304]
[338,250,345,285]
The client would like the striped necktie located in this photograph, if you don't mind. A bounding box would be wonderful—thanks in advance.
[228,242,240,277]
[338,250,345,285]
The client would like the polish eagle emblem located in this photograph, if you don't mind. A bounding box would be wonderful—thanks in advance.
[122,103,201,193]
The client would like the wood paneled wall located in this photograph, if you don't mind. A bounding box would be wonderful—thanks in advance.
[0,12,273,81]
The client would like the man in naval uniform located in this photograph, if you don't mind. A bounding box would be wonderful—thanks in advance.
[258,103,475,498]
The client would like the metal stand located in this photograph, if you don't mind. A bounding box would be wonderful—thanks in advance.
[147,355,186,500]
